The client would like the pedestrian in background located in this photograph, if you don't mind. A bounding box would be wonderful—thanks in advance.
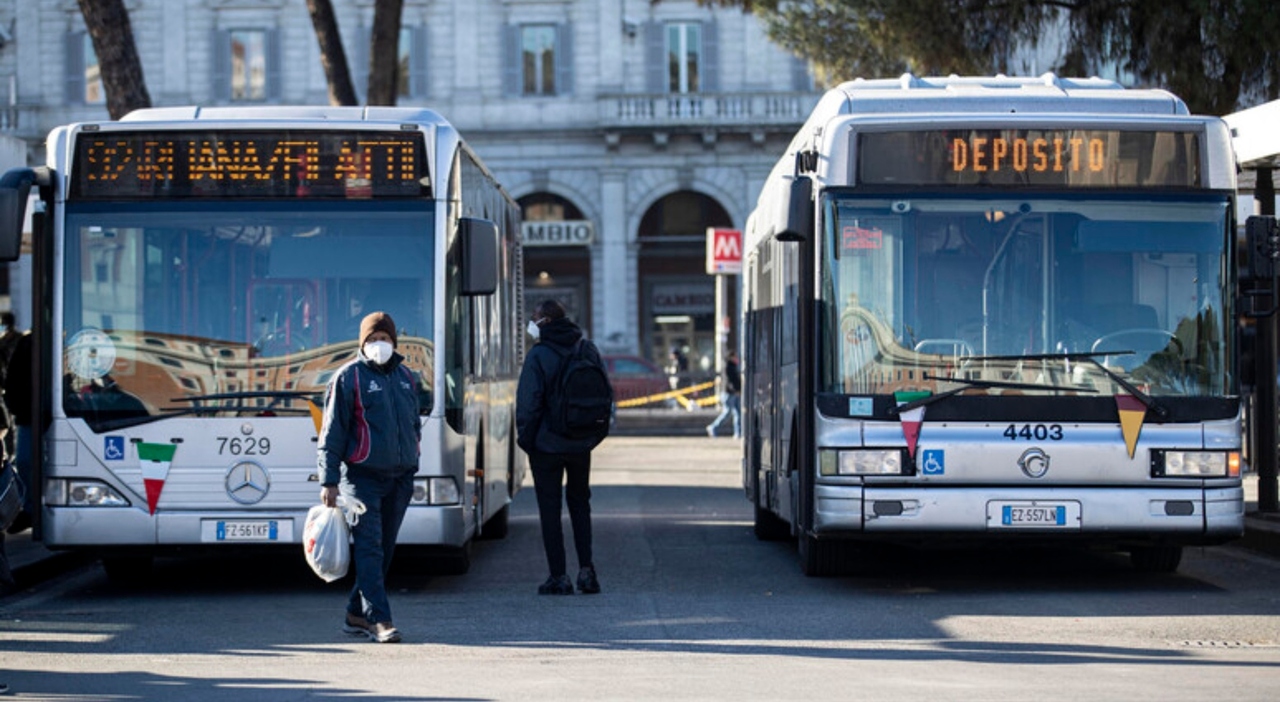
[0,312,21,463]
[517,299,606,595]
[665,345,690,409]
[3,330,32,535]
[318,312,421,643]
[706,349,742,439]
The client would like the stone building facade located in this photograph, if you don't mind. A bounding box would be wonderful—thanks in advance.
[0,0,821,369]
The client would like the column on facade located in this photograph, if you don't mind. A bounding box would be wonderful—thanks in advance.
[160,0,189,102]
[597,169,631,353]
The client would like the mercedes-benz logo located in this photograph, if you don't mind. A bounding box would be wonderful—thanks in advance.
[225,461,271,504]
[1018,447,1050,479]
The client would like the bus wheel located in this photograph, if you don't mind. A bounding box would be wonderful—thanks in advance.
[798,533,842,577]
[101,555,154,585]
[435,541,473,575]
[1130,545,1183,573]
[479,504,510,540]
[753,504,790,541]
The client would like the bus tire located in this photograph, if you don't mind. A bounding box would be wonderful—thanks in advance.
[753,503,790,541]
[101,555,154,585]
[436,541,472,575]
[798,532,842,577]
[1129,545,1182,573]
[479,503,510,540]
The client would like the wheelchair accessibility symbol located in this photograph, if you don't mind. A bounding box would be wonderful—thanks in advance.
[921,449,944,475]
[104,436,125,461]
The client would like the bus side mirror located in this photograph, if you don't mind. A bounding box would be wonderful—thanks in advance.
[0,167,40,263]
[459,216,498,296]
[775,176,813,243]
[1245,215,1279,283]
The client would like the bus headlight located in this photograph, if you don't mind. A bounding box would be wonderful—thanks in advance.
[47,479,130,507]
[1153,450,1239,478]
[412,477,461,505]
[819,449,906,476]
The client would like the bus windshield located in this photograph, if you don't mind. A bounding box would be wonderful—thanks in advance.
[61,200,436,430]
[820,192,1233,398]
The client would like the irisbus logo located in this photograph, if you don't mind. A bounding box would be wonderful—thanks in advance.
[1019,448,1051,478]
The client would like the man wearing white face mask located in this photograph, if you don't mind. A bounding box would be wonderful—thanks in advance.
[317,311,421,643]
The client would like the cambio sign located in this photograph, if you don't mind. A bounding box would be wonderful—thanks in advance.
[521,220,595,247]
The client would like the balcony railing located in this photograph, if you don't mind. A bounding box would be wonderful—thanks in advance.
[599,91,819,130]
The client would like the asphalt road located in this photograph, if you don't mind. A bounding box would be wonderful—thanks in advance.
[1,436,1279,701]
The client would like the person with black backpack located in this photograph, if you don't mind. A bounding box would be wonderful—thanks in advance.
[516,299,613,596]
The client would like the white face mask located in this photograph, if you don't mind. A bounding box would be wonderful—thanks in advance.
[364,340,394,365]
[526,320,541,340]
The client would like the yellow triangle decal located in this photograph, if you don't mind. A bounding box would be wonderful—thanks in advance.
[1115,395,1147,459]
[308,399,324,436]
[1118,409,1145,459]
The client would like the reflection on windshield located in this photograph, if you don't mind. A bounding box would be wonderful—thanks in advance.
[62,201,436,429]
[821,194,1231,398]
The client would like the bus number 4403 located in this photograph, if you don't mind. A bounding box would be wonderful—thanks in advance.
[1003,424,1064,441]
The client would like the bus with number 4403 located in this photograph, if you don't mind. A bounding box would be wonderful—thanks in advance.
[0,106,524,581]
[742,74,1277,576]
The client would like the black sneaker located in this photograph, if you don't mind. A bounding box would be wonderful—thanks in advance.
[5,511,31,535]
[537,574,574,595]
[576,566,601,594]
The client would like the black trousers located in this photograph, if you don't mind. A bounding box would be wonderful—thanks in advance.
[529,450,593,577]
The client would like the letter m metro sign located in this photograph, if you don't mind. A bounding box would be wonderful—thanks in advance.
[706,227,742,275]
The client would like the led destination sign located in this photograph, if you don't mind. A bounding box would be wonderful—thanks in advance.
[71,130,429,199]
[859,129,1201,188]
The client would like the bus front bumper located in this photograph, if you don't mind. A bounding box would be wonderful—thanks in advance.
[814,484,1244,543]
[40,503,470,549]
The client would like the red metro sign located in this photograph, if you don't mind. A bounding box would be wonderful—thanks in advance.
[706,227,742,275]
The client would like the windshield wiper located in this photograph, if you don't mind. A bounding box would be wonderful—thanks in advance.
[93,403,313,432]
[93,408,207,432]
[888,374,1096,415]
[171,390,320,404]
[958,351,1165,417]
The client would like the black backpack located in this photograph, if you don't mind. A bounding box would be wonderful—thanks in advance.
[545,339,614,442]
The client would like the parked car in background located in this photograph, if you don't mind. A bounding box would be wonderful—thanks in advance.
[603,355,669,406]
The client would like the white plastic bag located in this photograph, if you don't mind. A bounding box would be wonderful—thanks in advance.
[303,495,365,582]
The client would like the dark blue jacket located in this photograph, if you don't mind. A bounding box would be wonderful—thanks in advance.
[516,318,604,455]
[318,351,421,485]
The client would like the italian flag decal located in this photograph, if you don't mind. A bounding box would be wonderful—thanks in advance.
[895,391,931,459]
[137,442,177,515]
[1115,395,1147,459]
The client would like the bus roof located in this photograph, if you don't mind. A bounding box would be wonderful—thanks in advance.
[818,73,1189,118]
[118,105,451,126]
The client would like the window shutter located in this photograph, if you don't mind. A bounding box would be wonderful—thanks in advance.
[791,56,813,92]
[66,32,86,105]
[351,27,369,102]
[410,26,429,98]
[212,29,231,102]
[502,25,520,95]
[645,22,665,93]
[701,21,719,93]
[554,23,573,96]
[266,28,282,101]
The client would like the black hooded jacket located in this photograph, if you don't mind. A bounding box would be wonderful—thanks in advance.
[516,317,604,455]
